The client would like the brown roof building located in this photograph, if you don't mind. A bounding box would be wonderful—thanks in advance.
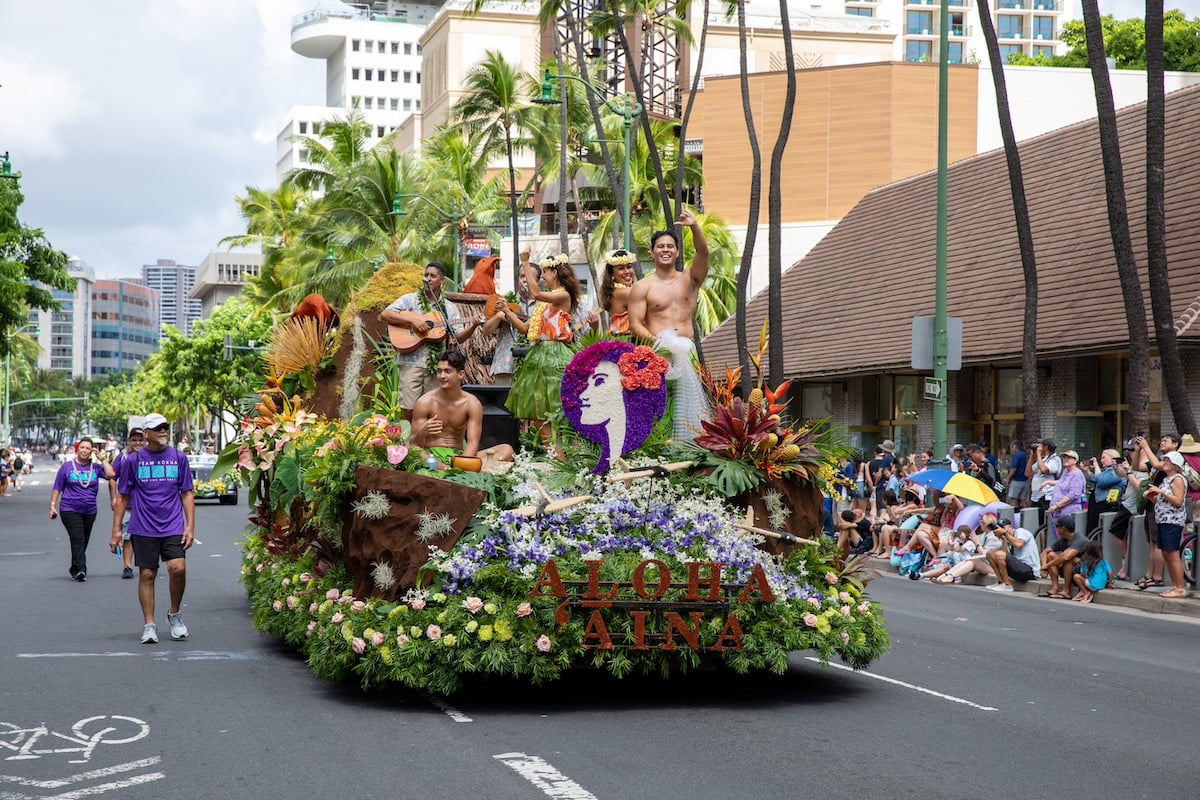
[702,81,1200,459]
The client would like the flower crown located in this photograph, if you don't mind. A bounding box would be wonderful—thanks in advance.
[605,249,637,267]
[539,253,571,270]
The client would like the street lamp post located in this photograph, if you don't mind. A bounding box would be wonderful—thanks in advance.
[932,0,951,465]
[534,70,642,253]
[391,193,465,286]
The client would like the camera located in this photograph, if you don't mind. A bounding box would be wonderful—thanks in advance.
[987,521,1000,531]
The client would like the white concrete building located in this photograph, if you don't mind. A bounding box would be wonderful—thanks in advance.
[277,0,442,182]
[141,259,202,337]
[191,252,264,320]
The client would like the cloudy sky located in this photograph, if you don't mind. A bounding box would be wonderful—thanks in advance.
[0,0,1171,280]
[0,0,322,278]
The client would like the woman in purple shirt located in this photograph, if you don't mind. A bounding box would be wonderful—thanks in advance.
[1046,449,1087,529]
[49,437,116,582]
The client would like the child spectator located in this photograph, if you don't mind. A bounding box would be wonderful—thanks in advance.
[1071,541,1111,603]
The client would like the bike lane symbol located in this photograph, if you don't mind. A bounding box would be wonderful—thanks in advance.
[0,717,163,798]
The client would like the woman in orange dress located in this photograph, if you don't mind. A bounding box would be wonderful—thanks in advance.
[599,249,637,336]
[503,249,582,422]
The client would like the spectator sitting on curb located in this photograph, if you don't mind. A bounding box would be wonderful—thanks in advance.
[1038,516,1088,599]
[931,514,1006,584]
[914,525,976,582]
[985,517,1040,592]
[1071,541,1112,603]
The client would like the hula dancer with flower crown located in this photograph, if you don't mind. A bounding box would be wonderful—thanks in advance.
[504,248,581,437]
[600,248,637,335]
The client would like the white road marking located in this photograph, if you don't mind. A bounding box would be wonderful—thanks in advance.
[421,694,473,723]
[493,753,598,800]
[0,757,161,789]
[44,771,164,799]
[17,651,261,661]
[804,657,999,712]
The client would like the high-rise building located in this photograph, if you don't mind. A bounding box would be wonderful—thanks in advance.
[191,252,263,319]
[27,256,95,378]
[91,280,160,376]
[141,258,201,336]
[277,0,442,183]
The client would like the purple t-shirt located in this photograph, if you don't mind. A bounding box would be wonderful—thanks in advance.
[52,459,106,514]
[117,446,193,537]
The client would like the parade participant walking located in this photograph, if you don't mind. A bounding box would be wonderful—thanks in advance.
[599,249,637,335]
[109,413,195,644]
[111,420,146,579]
[380,263,482,417]
[49,437,117,582]
[627,208,710,439]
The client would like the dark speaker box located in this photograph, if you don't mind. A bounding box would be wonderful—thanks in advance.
[464,385,519,450]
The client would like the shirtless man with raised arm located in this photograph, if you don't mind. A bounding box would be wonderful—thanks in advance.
[627,208,710,438]
[410,350,515,470]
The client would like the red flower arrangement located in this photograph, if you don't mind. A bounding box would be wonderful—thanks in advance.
[617,346,669,392]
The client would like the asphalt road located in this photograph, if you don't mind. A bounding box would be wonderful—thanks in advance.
[2,461,1197,800]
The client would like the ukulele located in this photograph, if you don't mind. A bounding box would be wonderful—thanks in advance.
[387,313,477,354]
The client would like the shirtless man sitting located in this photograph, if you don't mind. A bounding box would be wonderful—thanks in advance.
[410,350,515,470]
[627,207,710,438]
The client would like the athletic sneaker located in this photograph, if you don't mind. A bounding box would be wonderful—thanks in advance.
[141,623,158,644]
[167,612,188,641]
[74,572,86,583]
[122,567,133,579]
[987,583,1014,593]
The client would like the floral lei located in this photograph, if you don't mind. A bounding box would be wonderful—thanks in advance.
[416,289,446,375]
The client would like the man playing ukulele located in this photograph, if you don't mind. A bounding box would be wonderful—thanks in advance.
[411,351,515,470]
[381,263,482,417]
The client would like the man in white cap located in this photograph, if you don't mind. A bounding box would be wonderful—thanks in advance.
[109,412,195,644]
[947,443,965,472]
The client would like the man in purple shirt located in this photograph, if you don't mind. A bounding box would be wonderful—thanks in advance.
[109,412,195,644]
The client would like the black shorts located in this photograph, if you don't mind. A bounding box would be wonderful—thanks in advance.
[131,534,186,569]
[1006,553,1036,582]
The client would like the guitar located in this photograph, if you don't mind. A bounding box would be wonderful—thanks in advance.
[387,313,477,354]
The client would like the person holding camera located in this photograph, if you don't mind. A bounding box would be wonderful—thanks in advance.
[1083,449,1125,535]
[1105,441,1146,581]
[1029,439,1062,526]
[984,517,1040,592]
[930,513,1006,584]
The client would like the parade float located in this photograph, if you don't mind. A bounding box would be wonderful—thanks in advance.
[230,271,889,695]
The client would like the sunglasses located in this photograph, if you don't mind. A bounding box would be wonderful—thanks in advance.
[151,425,169,432]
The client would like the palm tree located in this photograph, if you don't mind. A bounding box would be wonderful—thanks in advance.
[1144,0,1195,435]
[222,184,315,313]
[976,0,1041,441]
[1082,0,1150,434]
[764,0,797,389]
[453,51,533,285]
[284,111,376,195]
[726,0,763,395]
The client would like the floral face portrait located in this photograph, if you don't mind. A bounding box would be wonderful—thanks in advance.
[562,340,668,473]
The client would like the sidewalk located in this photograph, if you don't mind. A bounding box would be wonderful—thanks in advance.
[873,555,1200,620]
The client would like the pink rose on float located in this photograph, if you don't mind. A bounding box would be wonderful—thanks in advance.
[352,637,366,654]
[426,624,442,640]
[281,578,290,587]
[857,602,871,614]
[516,602,533,618]
[309,602,319,614]
[299,572,312,584]
[841,632,851,645]
[286,595,298,609]
[272,600,283,612]
[839,591,852,602]
[370,632,385,648]
[255,563,265,573]
[825,572,838,584]
[306,621,317,635]
[807,597,821,608]
[386,444,408,465]
[410,597,426,611]
[536,635,552,652]
[803,613,819,628]
[463,596,484,614]
[338,594,354,605]
[326,588,340,601]
[396,634,410,647]
[331,612,344,624]
[350,600,366,612]
[840,605,852,617]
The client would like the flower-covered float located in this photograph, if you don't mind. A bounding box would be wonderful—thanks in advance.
[231,279,888,695]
